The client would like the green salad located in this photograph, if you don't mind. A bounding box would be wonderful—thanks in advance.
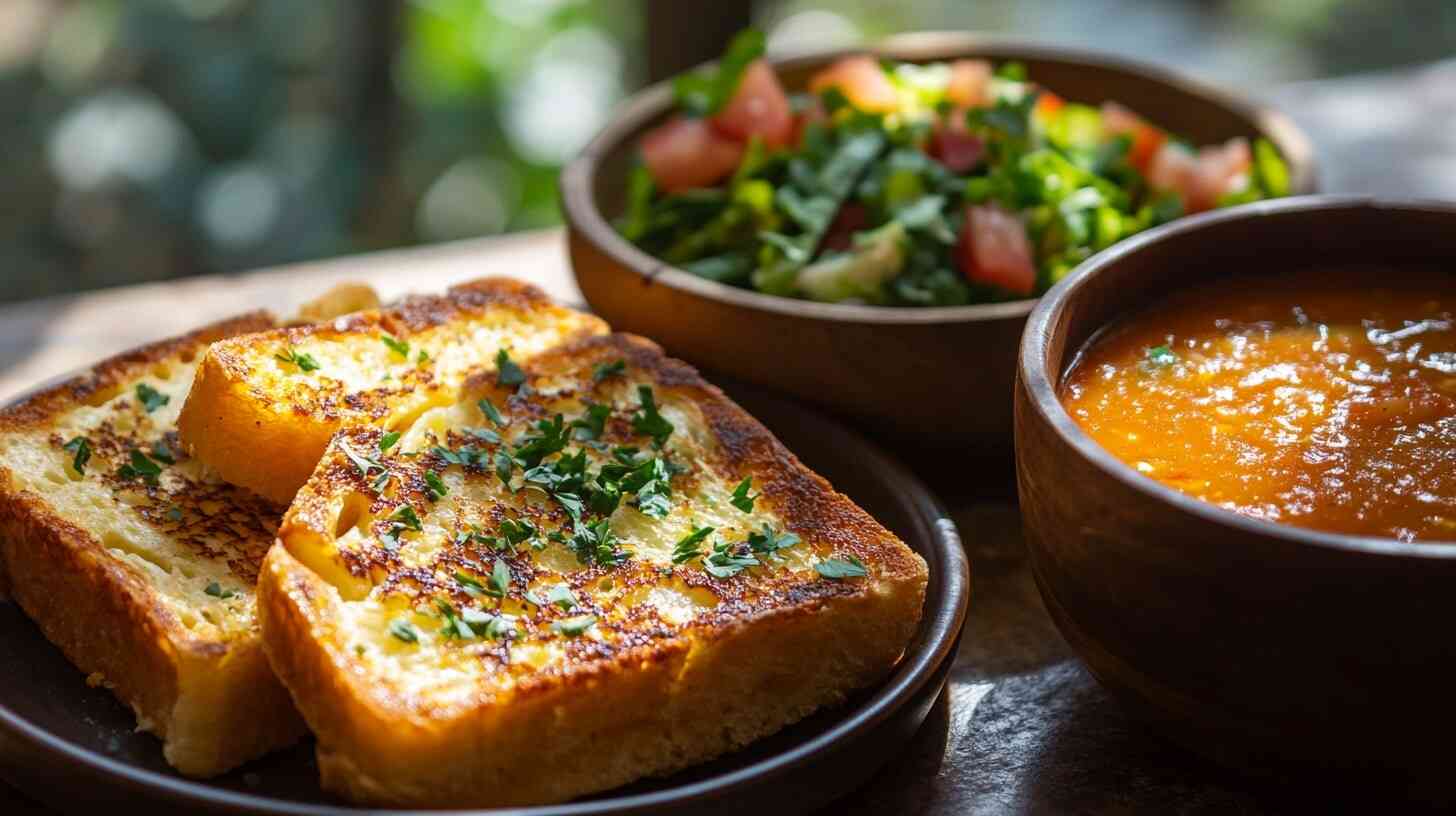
[617,30,1291,307]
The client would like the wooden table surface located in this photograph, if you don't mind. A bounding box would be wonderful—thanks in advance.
[4,60,1456,814]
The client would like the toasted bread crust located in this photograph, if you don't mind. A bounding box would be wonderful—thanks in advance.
[0,312,308,777]
[260,330,928,806]
[178,277,609,504]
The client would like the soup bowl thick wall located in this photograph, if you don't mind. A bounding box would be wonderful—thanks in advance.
[1015,196,1456,792]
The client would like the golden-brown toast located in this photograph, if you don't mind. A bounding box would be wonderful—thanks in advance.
[0,314,308,777]
[259,331,928,807]
[177,278,608,504]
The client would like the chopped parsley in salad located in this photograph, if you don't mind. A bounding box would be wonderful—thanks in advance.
[618,30,1291,306]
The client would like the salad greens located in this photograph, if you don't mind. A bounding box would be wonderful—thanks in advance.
[619,31,1291,307]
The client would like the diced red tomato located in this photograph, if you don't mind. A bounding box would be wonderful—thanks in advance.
[1100,101,1166,173]
[958,204,1036,295]
[1034,89,1066,119]
[710,59,794,148]
[945,59,992,108]
[821,203,869,253]
[1147,138,1252,213]
[928,125,985,173]
[640,116,746,193]
[808,55,899,114]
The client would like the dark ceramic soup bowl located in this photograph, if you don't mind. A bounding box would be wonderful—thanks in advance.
[561,32,1317,457]
[1015,196,1456,796]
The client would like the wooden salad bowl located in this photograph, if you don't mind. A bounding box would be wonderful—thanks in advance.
[561,32,1317,456]
[1015,196,1456,799]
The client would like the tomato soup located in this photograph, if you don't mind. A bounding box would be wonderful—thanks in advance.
[1061,269,1456,542]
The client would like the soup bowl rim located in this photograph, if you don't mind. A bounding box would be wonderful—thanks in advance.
[1018,193,1456,559]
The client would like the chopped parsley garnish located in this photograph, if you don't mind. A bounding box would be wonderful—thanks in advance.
[495,348,526,387]
[494,450,515,485]
[389,618,419,643]
[454,571,487,597]
[478,398,506,427]
[437,600,476,640]
[204,581,235,599]
[569,518,629,567]
[729,476,757,513]
[499,517,539,551]
[592,359,626,383]
[815,555,868,580]
[423,470,448,501]
[339,440,389,493]
[552,614,597,637]
[630,385,674,448]
[117,449,164,485]
[486,558,511,599]
[135,383,169,413]
[379,431,401,453]
[571,402,611,441]
[672,525,715,564]
[433,443,490,470]
[416,349,430,364]
[747,524,801,563]
[544,583,578,610]
[704,538,759,578]
[62,436,90,475]
[389,505,423,532]
[149,440,176,464]
[1144,345,1179,367]
[512,414,570,468]
[458,607,516,640]
[381,334,410,358]
[274,346,320,372]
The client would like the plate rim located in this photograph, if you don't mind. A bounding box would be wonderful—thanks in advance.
[0,368,970,815]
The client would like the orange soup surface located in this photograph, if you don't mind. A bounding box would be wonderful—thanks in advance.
[1062,269,1456,542]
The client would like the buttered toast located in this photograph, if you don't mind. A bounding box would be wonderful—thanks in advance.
[178,277,608,504]
[259,332,928,807]
[0,314,307,777]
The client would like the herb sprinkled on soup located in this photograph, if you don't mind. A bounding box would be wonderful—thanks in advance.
[1061,269,1456,542]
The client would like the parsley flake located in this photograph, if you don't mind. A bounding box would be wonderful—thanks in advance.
[592,359,626,383]
[117,450,164,484]
[379,431,401,454]
[815,555,868,580]
[487,558,511,599]
[423,470,448,502]
[381,334,410,358]
[495,348,526,387]
[437,600,476,640]
[672,525,715,564]
[478,398,506,427]
[62,436,90,475]
[729,477,757,513]
[275,346,320,372]
[454,571,487,597]
[704,538,759,578]
[631,385,674,448]
[150,440,176,464]
[204,581,235,599]
[747,524,801,563]
[544,584,578,610]
[417,349,431,364]
[1145,345,1179,367]
[389,505,423,532]
[388,618,419,643]
[135,383,169,413]
[553,614,597,637]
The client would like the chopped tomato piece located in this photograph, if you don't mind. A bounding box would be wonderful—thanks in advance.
[1100,102,1166,173]
[640,116,746,193]
[959,204,1037,295]
[1034,89,1066,118]
[821,203,869,253]
[928,125,985,173]
[945,59,992,108]
[808,55,899,114]
[710,59,794,148]
[1147,138,1252,213]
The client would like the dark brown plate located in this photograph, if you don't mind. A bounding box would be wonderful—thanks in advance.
[1015,196,1456,801]
[0,378,968,815]
[561,31,1317,457]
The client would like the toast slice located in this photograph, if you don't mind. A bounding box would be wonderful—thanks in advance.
[0,314,308,777]
[177,277,608,504]
[259,332,929,807]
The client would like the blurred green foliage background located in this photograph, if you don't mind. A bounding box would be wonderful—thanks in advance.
[1,0,1450,303]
